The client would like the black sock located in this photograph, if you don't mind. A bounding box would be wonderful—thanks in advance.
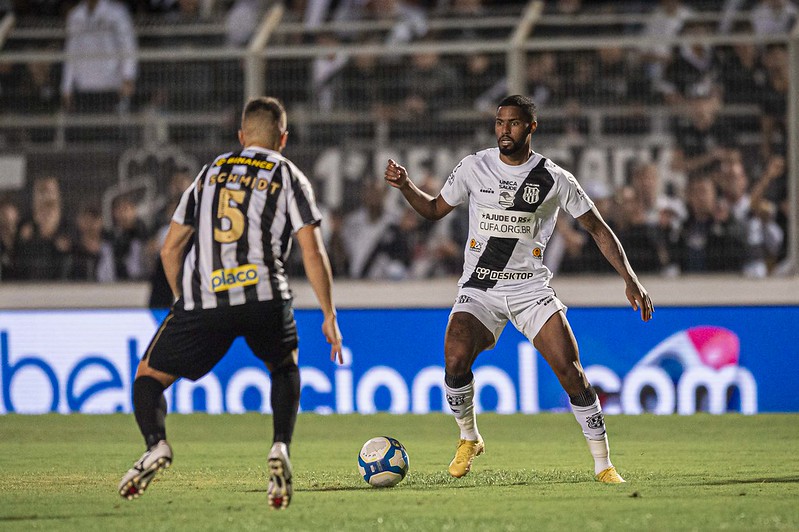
[133,376,167,449]
[270,363,300,447]
[445,371,474,389]
[569,385,598,408]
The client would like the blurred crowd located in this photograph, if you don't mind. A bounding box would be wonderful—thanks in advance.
[0,0,795,293]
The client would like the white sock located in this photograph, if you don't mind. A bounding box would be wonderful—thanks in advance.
[445,379,479,441]
[571,397,613,475]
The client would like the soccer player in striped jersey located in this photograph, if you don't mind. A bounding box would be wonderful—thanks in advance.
[384,95,654,483]
[119,97,343,509]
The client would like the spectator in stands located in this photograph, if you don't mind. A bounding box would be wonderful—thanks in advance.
[310,33,349,112]
[750,0,798,35]
[328,0,428,43]
[9,0,68,18]
[399,48,461,118]
[225,0,266,47]
[402,166,463,278]
[594,46,652,105]
[322,207,350,278]
[639,0,694,82]
[139,0,214,112]
[673,175,745,273]
[630,162,685,230]
[340,46,382,112]
[96,193,148,281]
[2,49,60,114]
[670,92,736,177]
[0,194,20,280]
[758,44,788,161]
[561,52,600,105]
[153,166,194,230]
[457,53,504,110]
[476,52,559,114]
[61,0,138,114]
[548,180,616,275]
[68,202,104,281]
[147,167,194,306]
[658,22,721,106]
[718,38,764,105]
[15,176,71,280]
[342,178,410,279]
[385,0,429,46]
[717,152,784,277]
[614,186,670,274]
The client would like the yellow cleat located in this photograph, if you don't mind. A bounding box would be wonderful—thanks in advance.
[448,437,485,478]
[596,466,626,483]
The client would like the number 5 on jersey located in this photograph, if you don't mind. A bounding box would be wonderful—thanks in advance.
[215,188,246,243]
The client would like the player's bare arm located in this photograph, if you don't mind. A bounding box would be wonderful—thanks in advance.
[576,207,654,322]
[296,223,344,364]
[160,221,195,300]
[384,159,455,221]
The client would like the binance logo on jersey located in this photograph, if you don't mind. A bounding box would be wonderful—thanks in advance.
[216,156,276,171]
[211,264,259,292]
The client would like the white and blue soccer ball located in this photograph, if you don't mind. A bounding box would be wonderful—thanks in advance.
[358,436,409,487]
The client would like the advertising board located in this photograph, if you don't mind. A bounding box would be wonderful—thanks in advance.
[1,307,796,414]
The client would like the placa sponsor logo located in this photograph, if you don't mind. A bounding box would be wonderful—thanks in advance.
[210,264,259,292]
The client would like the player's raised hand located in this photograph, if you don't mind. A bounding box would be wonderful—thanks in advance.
[385,159,408,189]
[626,279,654,322]
[323,314,344,364]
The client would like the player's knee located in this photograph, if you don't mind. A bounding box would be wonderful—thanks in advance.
[552,359,585,386]
[444,349,473,376]
[268,352,299,375]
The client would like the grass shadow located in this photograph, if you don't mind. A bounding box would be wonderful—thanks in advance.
[700,475,799,486]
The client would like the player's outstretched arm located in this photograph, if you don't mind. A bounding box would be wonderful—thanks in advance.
[576,207,654,322]
[296,224,344,364]
[384,159,455,221]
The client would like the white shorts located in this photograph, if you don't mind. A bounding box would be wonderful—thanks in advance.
[450,286,566,348]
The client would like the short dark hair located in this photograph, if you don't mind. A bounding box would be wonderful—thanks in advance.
[242,96,287,132]
[497,95,537,123]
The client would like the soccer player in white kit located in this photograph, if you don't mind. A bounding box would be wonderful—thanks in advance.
[384,95,654,483]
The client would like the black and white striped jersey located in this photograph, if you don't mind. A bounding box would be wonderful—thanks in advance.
[172,146,322,310]
[440,148,594,292]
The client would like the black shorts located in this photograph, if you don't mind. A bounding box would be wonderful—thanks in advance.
[143,298,298,381]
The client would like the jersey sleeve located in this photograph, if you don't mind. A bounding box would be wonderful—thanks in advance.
[555,166,594,219]
[439,156,471,207]
[171,165,206,226]
[284,162,323,233]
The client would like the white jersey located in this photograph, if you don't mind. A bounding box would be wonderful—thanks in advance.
[440,148,594,291]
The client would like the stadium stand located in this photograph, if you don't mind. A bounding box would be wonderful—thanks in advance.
[0,0,796,293]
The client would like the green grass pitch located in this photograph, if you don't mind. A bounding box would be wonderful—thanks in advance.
[1,413,798,531]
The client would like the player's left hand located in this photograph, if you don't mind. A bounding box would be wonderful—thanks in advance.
[626,279,653,322]
[323,314,344,364]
